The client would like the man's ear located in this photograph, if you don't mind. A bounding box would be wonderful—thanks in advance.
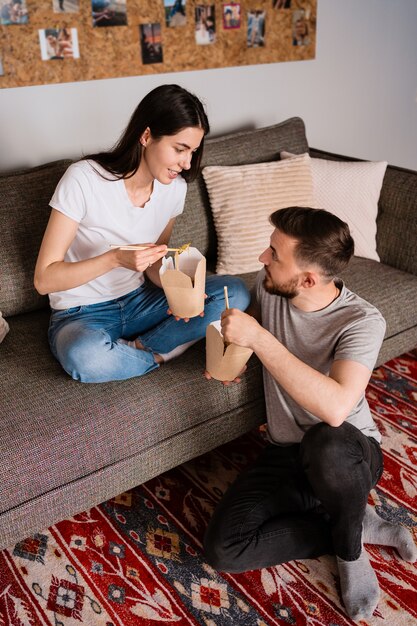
[140,127,151,147]
[300,271,317,289]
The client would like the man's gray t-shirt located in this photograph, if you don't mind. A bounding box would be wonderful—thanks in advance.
[255,270,386,444]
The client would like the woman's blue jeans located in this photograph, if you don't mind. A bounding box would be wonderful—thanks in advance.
[204,421,384,572]
[48,275,250,383]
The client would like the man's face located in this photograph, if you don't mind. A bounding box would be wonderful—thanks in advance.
[259,229,302,299]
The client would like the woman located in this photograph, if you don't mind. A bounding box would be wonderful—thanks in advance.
[34,84,250,383]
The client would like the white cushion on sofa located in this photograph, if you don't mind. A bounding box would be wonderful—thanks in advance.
[202,154,314,274]
[281,152,388,262]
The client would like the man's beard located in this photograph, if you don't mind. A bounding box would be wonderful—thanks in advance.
[263,272,300,299]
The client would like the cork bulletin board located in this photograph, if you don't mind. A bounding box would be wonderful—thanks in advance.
[0,0,316,88]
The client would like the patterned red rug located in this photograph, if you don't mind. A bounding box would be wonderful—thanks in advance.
[1,351,416,625]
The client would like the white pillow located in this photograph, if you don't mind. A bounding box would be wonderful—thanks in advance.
[281,152,388,262]
[202,154,314,274]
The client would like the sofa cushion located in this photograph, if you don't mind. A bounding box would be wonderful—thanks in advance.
[0,304,264,527]
[171,117,309,266]
[0,160,72,317]
[281,151,387,262]
[202,154,314,274]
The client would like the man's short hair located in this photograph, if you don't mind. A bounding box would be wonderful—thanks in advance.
[270,206,354,279]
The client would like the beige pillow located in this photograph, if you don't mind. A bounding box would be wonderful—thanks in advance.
[202,154,314,274]
[281,152,388,262]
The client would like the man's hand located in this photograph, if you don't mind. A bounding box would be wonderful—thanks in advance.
[221,308,262,349]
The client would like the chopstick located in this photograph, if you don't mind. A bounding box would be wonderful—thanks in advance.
[224,286,230,310]
[110,244,181,252]
[223,286,230,350]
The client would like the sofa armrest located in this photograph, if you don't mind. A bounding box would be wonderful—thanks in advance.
[309,148,417,277]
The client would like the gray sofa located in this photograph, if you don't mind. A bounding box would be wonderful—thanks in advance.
[1,117,416,551]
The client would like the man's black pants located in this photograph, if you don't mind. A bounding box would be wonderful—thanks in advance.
[204,422,384,573]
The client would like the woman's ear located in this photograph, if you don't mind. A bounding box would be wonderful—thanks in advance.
[140,127,151,147]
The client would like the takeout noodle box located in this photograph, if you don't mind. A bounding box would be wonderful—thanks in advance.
[160,246,206,318]
[206,320,253,381]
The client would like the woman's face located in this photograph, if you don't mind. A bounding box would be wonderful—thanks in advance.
[140,126,204,185]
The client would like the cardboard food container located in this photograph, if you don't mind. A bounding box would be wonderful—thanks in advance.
[206,320,253,381]
[159,246,206,318]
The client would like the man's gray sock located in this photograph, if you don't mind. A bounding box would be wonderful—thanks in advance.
[337,548,380,620]
[363,504,417,562]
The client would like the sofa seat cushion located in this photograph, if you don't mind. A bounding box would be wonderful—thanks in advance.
[340,257,417,365]
[0,307,264,520]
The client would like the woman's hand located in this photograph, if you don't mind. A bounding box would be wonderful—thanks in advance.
[167,294,207,322]
[113,243,168,272]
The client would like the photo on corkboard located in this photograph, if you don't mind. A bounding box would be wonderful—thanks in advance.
[292,9,310,45]
[140,23,163,64]
[164,0,186,27]
[39,27,80,60]
[195,5,215,45]
[222,2,240,29]
[272,0,291,8]
[52,0,79,13]
[247,10,265,47]
[91,0,127,27]
[0,57,4,75]
[0,0,28,24]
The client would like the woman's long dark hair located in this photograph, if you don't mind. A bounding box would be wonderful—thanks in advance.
[83,84,210,183]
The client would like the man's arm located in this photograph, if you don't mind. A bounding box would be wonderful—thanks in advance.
[221,309,373,426]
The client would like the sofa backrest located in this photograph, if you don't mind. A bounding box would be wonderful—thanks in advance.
[0,159,72,317]
[0,117,308,318]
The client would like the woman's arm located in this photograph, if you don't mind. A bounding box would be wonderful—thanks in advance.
[34,209,167,295]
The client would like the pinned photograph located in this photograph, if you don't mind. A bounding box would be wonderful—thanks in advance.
[92,0,127,27]
[164,0,186,27]
[293,0,312,20]
[0,0,28,24]
[0,58,4,76]
[39,28,80,60]
[195,5,215,45]
[292,9,310,45]
[222,2,240,29]
[140,23,163,64]
[272,0,290,8]
[247,10,265,47]
[52,0,79,13]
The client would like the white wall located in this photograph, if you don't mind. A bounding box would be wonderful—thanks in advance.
[1,0,416,170]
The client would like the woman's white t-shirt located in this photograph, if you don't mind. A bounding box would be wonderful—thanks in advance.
[48,160,187,310]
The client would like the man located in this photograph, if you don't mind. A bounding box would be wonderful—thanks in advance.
[204,207,417,620]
